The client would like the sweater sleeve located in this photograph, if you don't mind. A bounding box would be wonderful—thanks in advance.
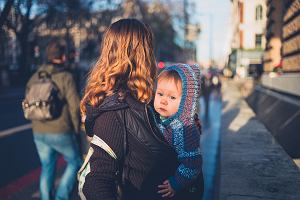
[82,111,124,200]
[168,124,202,191]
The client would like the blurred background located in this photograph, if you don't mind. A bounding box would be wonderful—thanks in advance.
[1,0,300,200]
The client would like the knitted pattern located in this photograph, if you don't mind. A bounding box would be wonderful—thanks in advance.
[156,63,202,191]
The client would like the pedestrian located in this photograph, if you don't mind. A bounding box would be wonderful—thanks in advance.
[153,63,204,200]
[24,39,82,200]
[201,72,212,120]
[79,18,180,200]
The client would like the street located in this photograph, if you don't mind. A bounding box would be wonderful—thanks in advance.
[200,91,222,200]
[0,87,40,188]
[1,0,300,199]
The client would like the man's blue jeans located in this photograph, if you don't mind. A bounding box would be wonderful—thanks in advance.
[33,132,82,200]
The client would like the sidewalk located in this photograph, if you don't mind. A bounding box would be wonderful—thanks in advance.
[218,80,300,200]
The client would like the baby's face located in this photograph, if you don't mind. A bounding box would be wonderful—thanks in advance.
[154,78,182,118]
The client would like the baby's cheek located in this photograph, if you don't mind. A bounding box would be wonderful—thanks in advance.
[153,99,159,110]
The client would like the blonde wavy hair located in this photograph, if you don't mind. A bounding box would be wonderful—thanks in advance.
[80,18,157,115]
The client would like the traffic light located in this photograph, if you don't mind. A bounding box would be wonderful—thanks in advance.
[158,61,165,69]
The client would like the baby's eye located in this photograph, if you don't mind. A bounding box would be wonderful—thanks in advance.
[157,92,163,96]
[170,96,176,100]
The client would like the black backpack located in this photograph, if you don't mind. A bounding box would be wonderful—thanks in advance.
[22,70,64,121]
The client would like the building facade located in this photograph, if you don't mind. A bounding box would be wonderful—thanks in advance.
[282,0,300,72]
[228,0,267,77]
[262,0,300,97]
[263,0,285,72]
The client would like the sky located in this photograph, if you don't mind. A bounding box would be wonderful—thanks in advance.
[193,0,232,66]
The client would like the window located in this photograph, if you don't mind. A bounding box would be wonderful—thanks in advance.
[255,5,263,20]
[255,34,262,48]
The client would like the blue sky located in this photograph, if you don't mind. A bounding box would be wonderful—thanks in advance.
[193,0,231,66]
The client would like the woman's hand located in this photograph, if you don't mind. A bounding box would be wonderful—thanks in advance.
[157,180,176,198]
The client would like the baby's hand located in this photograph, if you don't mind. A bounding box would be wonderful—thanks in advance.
[157,180,175,198]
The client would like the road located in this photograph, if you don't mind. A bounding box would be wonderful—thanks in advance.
[200,90,222,200]
[0,87,41,199]
[0,87,40,188]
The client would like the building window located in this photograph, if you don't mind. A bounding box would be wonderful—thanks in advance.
[255,5,263,20]
[255,34,262,48]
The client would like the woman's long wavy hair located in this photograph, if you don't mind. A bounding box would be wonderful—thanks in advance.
[80,18,157,115]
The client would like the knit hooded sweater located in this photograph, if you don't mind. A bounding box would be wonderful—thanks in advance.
[154,63,202,191]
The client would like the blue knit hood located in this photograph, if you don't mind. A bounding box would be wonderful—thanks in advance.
[159,63,201,126]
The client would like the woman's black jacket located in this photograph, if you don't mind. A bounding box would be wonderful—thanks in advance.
[83,92,178,200]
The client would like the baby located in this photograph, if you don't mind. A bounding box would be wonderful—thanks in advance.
[154,63,203,199]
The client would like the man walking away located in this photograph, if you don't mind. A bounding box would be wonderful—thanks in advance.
[24,39,82,200]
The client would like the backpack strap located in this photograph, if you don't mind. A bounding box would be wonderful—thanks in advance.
[91,135,117,159]
[38,64,66,80]
[90,109,127,161]
[38,70,51,79]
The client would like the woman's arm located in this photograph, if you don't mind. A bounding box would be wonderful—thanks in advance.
[82,111,124,200]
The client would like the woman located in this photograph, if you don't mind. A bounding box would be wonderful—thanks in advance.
[80,18,179,200]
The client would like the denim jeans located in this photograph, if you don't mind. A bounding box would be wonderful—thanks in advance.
[33,132,82,200]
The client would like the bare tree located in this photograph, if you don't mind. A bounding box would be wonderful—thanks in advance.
[3,0,94,79]
[4,0,39,79]
[0,0,14,28]
[144,1,180,61]
[38,0,93,52]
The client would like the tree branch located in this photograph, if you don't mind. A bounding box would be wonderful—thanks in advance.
[0,0,14,28]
